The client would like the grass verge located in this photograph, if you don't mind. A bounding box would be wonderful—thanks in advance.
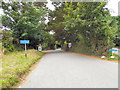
[69,46,119,61]
[102,53,120,61]
[1,49,44,88]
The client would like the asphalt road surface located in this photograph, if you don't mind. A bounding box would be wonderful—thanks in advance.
[20,50,118,88]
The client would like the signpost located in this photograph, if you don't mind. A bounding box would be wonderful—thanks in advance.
[20,40,30,57]
[109,49,118,58]
[38,46,42,51]
[68,43,71,48]
[109,49,117,52]
[38,44,42,51]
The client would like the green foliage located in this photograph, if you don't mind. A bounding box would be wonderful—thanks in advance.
[103,53,120,61]
[2,2,51,49]
[114,16,120,46]
[2,30,15,52]
[41,33,55,50]
[47,2,119,56]
[2,1,119,55]
[47,3,67,44]
[62,2,118,56]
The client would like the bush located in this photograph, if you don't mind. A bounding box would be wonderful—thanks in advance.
[2,30,15,53]
[42,42,49,50]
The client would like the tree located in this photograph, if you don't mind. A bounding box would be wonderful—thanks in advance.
[47,2,67,45]
[114,16,120,47]
[2,1,51,49]
[2,30,14,52]
[63,2,118,56]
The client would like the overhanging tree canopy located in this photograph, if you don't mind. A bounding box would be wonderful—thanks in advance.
[2,1,52,48]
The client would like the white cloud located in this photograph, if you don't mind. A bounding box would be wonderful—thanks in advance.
[105,0,120,16]
[46,0,55,11]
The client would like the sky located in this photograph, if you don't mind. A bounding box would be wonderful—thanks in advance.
[105,0,120,16]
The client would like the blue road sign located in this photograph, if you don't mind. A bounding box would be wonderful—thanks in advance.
[68,43,72,48]
[68,43,71,47]
[20,40,29,44]
[38,47,42,51]
[109,49,117,52]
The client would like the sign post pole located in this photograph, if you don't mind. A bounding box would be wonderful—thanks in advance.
[25,43,27,57]
[20,40,29,57]
[109,49,118,58]
[112,51,113,56]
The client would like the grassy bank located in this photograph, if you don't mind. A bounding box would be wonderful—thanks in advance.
[67,45,119,61]
[1,49,44,88]
[102,53,120,61]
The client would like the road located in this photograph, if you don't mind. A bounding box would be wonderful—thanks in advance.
[20,50,118,88]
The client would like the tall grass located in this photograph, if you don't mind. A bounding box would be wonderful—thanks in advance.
[1,49,44,88]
